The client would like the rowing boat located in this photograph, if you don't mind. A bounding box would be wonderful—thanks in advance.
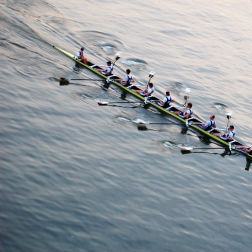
[53,45,252,160]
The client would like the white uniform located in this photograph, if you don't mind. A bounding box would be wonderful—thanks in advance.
[179,108,193,118]
[205,120,216,128]
[140,86,154,97]
[221,130,235,140]
[227,130,235,138]
[158,95,172,108]
[76,50,84,60]
[125,74,132,82]
[163,96,170,103]
[122,74,133,86]
[147,87,155,95]
[102,66,113,75]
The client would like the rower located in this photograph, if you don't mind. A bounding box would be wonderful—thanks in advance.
[198,115,216,131]
[157,91,174,108]
[213,125,235,141]
[246,146,252,154]
[120,69,135,87]
[98,61,113,76]
[248,146,252,154]
[175,102,193,119]
[136,82,155,97]
[76,47,88,64]
[236,145,252,154]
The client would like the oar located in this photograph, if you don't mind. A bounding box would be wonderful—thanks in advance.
[69,78,104,81]
[59,77,104,85]
[225,111,232,133]
[98,100,142,106]
[134,118,182,126]
[134,118,183,130]
[183,87,191,106]
[147,71,155,88]
[112,52,121,66]
[179,146,226,152]
[99,104,139,108]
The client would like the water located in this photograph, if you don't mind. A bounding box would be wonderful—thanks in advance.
[1,0,252,251]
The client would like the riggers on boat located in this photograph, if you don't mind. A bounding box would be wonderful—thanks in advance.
[53,45,252,160]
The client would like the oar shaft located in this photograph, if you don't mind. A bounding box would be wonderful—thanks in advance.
[147,121,183,126]
[194,147,225,150]
[109,101,141,104]
[149,122,181,125]
[71,78,104,81]
[99,101,141,105]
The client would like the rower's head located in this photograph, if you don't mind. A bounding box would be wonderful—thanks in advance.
[210,115,215,120]
[229,125,234,131]
[166,91,170,96]
[149,82,153,88]
[126,69,131,74]
[81,47,84,51]
[107,61,112,66]
[187,102,192,108]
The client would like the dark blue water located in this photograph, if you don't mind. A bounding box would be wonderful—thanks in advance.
[1,0,252,251]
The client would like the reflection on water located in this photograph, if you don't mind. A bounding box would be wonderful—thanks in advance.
[121,58,147,70]
[99,42,117,55]
[245,158,252,171]
[213,102,228,112]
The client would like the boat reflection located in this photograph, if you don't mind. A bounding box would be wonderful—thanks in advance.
[245,158,251,171]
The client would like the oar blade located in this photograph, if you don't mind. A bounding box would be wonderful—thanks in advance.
[97,101,109,106]
[177,145,194,153]
[113,52,121,64]
[148,71,155,78]
[133,118,148,125]
[226,111,232,119]
[137,124,148,131]
[59,77,70,86]
[181,146,193,151]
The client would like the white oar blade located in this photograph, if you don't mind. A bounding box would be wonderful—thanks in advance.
[226,111,232,116]
[114,52,121,61]
[149,71,155,78]
[178,145,193,151]
[97,101,109,105]
[133,118,148,125]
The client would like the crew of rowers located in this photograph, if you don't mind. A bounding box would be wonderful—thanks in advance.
[119,69,251,153]
[77,47,251,154]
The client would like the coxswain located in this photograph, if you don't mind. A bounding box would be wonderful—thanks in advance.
[98,61,113,76]
[213,125,235,141]
[199,115,216,131]
[175,102,193,119]
[76,47,88,64]
[157,91,174,108]
[120,69,135,86]
[136,82,155,97]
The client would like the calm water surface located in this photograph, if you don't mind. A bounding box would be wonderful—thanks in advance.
[1,0,252,251]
